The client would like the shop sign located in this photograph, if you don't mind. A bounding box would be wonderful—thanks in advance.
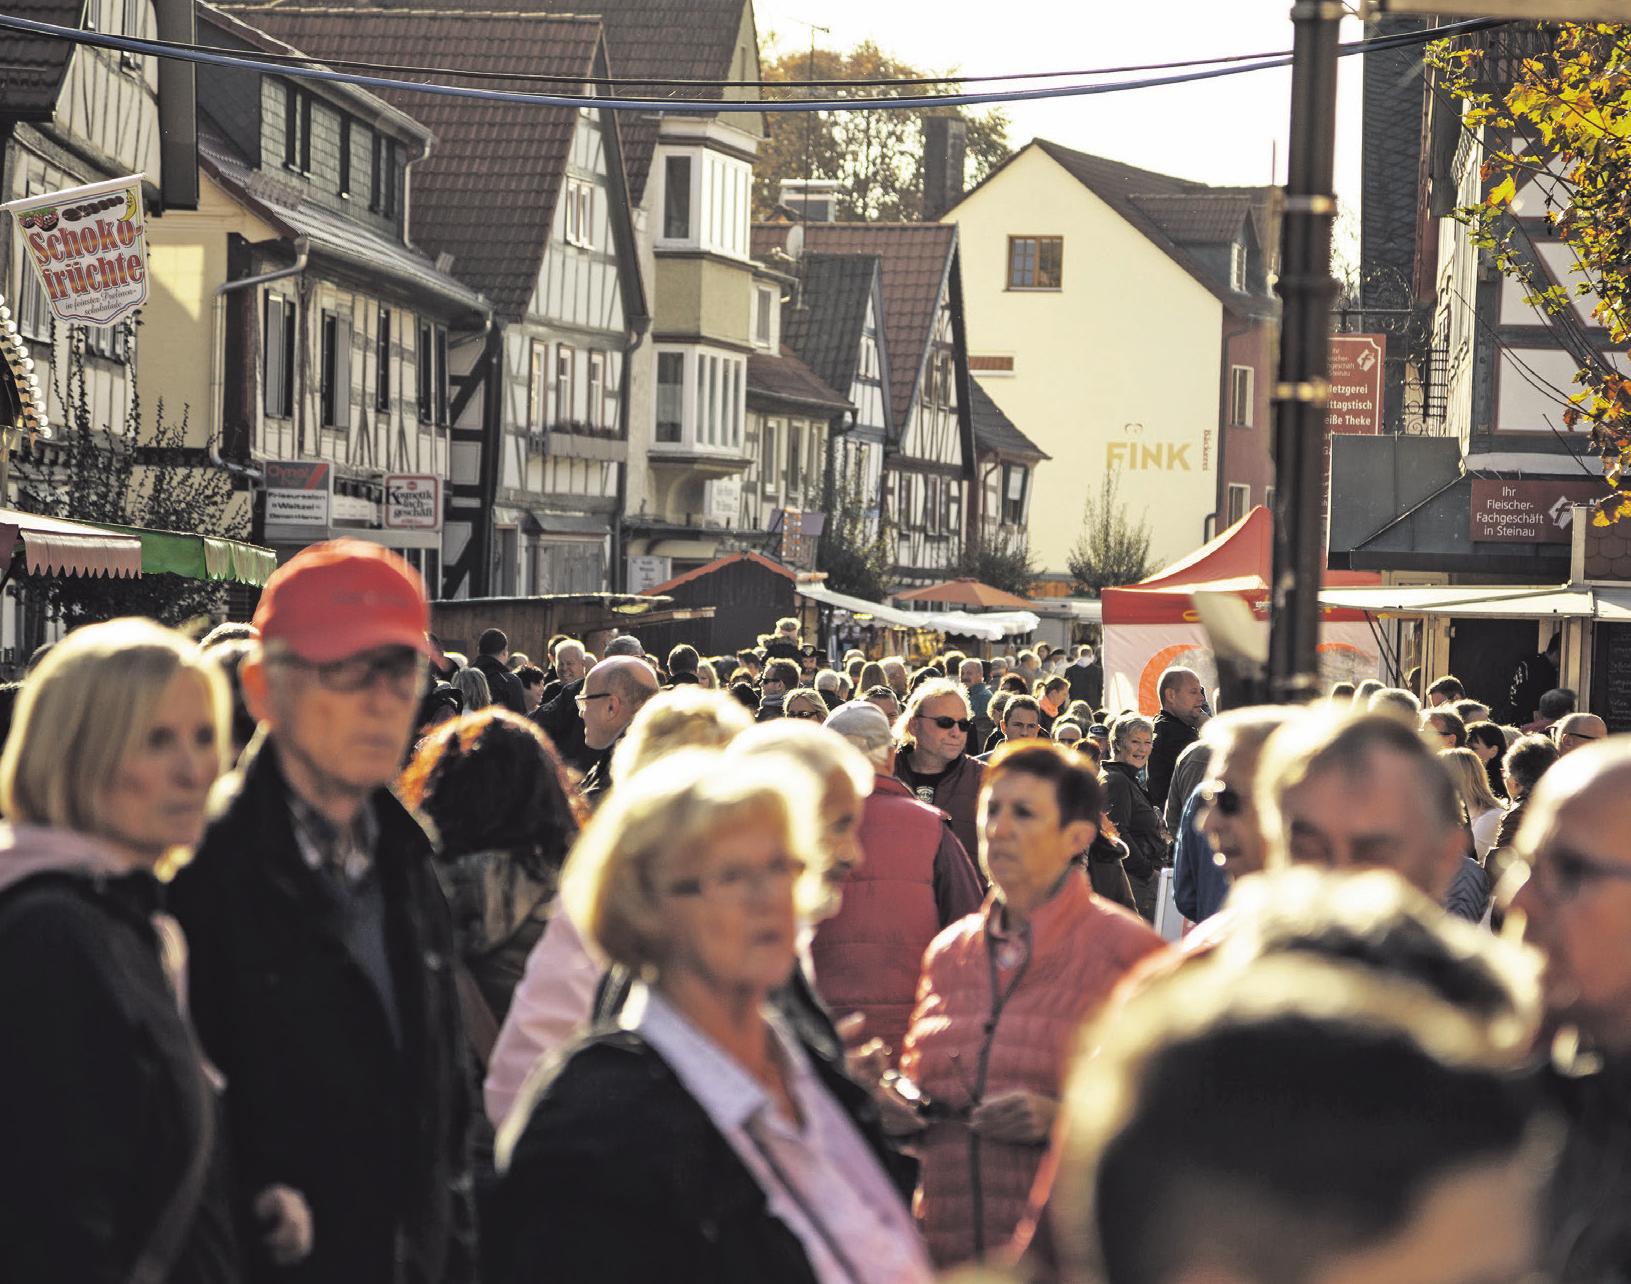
[384,474,441,530]
[626,555,671,592]
[1469,478,1604,543]
[1328,333,1386,435]
[706,476,742,526]
[265,459,332,526]
[1,174,149,327]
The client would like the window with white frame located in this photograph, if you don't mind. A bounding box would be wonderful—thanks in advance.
[762,420,780,496]
[587,351,606,429]
[263,293,296,419]
[1227,483,1251,525]
[653,347,745,450]
[564,178,595,248]
[1230,241,1247,292]
[1264,485,1276,513]
[786,422,803,494]
[16,196,51,339]
[657,147,750,258]
[754,286,774,348]
[945,480,960,533]
[528,340,548,430]
[555,344,575,424]
[1230,365,1254,427]
[1002,463,1028,524]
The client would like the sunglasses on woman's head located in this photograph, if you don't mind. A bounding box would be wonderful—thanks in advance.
[918,715,974,732]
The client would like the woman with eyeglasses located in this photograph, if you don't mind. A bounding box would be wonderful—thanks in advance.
[1102,713,1168,922]
[494,749,931,1284]
[1423,707,1467,750]
[784,688,830,723]
[894,741,1166,1268]
[1191,708,1302,925]
[893,678,985,862]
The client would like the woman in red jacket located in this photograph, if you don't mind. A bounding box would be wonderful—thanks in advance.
[897,739,1166,1268]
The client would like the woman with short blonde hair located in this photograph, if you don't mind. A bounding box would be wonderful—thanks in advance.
[0,619,241,1279]
[499,750,929,1283]
[1440,746,1507,860]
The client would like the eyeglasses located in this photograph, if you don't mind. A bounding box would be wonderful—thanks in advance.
[666,854,806,902]
[1510,848,1631,903]
[277,647,423,697]
[918,715,974,732]
[786,707,825,721]
[1197,779,1246,817]
[575,691,613,709]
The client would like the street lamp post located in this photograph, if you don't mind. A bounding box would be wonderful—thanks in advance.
[1267,0,1345,702]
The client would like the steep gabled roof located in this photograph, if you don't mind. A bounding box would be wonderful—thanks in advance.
[969,380,1047,462]
[525,0,757,205]
[0,0,82,119]
[757,221,958,432]
[215,6,606,321]
[979,139,1279,316]
[780,252,879,399]
[643,549,795,596]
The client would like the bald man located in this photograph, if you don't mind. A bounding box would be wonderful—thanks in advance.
[1509,739,1631,1279]
[1554,712,1608,756]
[576,654,659,803]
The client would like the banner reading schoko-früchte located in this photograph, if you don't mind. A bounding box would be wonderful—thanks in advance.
[0,174,148,327]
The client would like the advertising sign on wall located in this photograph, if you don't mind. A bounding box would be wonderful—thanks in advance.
[1469,478,1604,543]
[1328,333,1386,435]
[384,474,442,530]
[265,459,333,526]
[1,174,149,327]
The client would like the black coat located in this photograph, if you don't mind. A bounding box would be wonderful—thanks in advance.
[0,870,240,1284]
[532,677,591,771]
[471,654,527,716]
[1146,710,1199,811]
[1103,760,1169,922]
[495,1026,908,1284]
[168,741,477,1284]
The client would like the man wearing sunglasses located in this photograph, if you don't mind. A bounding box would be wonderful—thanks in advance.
[169,540,477,1283]
[1508,740,1631,1281]
[894,678,985,861]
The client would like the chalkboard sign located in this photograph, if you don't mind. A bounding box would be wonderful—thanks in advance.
[1593,624,1631,734]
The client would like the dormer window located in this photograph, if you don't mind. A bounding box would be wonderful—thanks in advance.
[1230,241,1247,292]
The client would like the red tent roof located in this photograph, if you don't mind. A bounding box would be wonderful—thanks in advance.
[1102,507,1379,625]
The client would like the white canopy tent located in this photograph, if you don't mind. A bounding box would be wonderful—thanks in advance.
[1317,584,1631,622]
[794,581,1040,642]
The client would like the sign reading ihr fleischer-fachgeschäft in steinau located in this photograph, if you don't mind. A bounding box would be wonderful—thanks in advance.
[0,174,149,328]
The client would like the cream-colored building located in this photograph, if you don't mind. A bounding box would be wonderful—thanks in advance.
[945,139,1279,576]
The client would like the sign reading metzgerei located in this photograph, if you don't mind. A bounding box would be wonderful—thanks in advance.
[1327,333,1386,435]
[1469,478,1605,543]
[264,459,333,526]
[384,474,442,530]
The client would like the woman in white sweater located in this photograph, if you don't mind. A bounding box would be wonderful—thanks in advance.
[1441,747,1508,861]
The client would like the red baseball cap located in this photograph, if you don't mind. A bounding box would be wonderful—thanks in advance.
[253,539,433,664]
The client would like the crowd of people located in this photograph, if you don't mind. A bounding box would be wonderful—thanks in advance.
[3,539,1631,1283]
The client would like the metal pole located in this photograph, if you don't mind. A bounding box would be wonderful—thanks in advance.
[1267,0,1344,703]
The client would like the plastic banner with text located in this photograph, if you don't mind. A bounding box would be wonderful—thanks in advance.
[1,174,148,327]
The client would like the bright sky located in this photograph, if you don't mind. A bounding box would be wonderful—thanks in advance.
[754,2,1373,259]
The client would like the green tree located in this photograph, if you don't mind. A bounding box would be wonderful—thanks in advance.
[957,524,1037,598]
[1429,25,1631,522]
[1066,472,1153,596]
[817,468,895,601]
[754,41,1011,222]
[13,317,243,630]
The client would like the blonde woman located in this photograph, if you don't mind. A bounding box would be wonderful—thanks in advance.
[0,620,243,1280]
[496,750,930,1284]
[1441,746,1508,861]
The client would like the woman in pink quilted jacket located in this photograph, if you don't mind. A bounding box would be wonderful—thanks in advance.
[897,739,1166,1268]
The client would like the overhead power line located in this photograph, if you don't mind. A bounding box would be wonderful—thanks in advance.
[0,12,1504,113]
[63,12,1504,92]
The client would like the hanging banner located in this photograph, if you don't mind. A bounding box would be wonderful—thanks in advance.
[1,174,148,328]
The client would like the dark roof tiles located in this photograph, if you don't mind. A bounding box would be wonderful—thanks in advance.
[969,379,1046,461]
[779,252,879,398]
[216,5,600,320]
[1,0,89,119]
[747,346,851,413]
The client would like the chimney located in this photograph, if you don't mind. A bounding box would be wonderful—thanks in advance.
[779,178,841,223]
[923,117,967,221]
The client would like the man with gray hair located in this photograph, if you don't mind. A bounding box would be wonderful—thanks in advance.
[1256,711,1469,905]
[813,701,984,1055]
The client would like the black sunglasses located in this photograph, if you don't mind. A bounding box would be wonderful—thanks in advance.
[917,714,974,733]
[1198,780,1245,817]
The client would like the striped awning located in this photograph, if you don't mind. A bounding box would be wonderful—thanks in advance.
[0,509,142,579]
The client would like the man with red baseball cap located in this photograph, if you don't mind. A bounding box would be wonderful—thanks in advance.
[169,540,476,1284]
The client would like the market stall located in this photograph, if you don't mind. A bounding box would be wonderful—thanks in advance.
[1101,507,1383,713]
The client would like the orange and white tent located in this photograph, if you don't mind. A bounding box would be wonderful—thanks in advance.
[1100,507,1383,714]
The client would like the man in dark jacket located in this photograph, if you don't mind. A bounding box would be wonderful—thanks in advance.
[471,628,527,716]
[168,541,476,1284]
[1148,665,1209,810]
[893,678,985,862]
[665,643,702,687]
[1506,631,1561,726]
[1065,645,1103,708]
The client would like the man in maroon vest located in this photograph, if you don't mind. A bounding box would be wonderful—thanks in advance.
[812,701,985,1060]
